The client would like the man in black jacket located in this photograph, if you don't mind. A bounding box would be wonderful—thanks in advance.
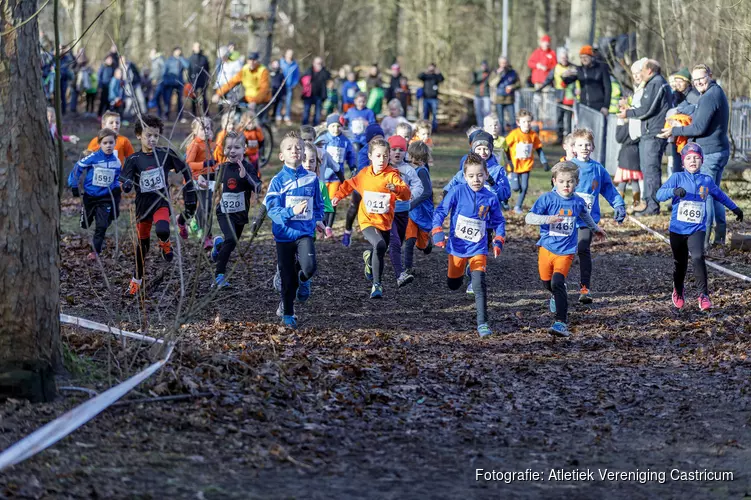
[302,57,331,126]
[618,59,673,216]
[418,63,444,132]
[189,42,211,116]
[385,63,404,103]
[562,45,611,116]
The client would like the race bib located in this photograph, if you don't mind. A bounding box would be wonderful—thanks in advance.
[576,192,595,212]
[246,140,259,149]
[92,167,115,187]
[139,168,165,193]
[363,191,390,214]
[549,216,575,237]
[221,192,246,213]
[208,180,216,191]
[286,195,313,221]
[455,215,486,243]
[327,145,345,164]
[515,143,533,160]
[677,200,705,224]
[347,88,356,98]
[351,119,367,135]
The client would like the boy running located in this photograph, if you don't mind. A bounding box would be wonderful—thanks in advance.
[321,114,355,229]
[403,141,434,280]
[343,92,376,151]
[87,111,135,164]
[504,109,549,213]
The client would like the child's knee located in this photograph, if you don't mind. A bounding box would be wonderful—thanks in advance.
[551,272,566,290]
[447,276,463,290]
[155,220,170,241]
[374,239,388,254]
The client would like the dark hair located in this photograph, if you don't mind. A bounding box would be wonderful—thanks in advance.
[134,115,164,136]
[645,59,662,75]
[464,152,488,172]
[407,141,430,166]
[98,128,117,143]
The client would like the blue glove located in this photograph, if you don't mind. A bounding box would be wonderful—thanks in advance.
[614,205,626,223]
[431,228,446,248]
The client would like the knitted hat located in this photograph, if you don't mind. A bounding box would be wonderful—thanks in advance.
[580,45,594,56]
[470,131,494,155]
[365,123,385,143]
[681,142,704,162]
[540,35,551,43]
[326,114,341,126]
[672,68,691,82]
[387,135,407,151]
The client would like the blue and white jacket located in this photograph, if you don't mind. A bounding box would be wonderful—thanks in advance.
[446,155,511,203]
[320,132,356,181]
[264,165,324,243]
[344,107,376,145]
[571,157,625,227]
[67,149,121,198]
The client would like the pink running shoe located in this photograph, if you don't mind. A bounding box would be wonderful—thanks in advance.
[698,294,712,311]
[325,227,334,239]
[178,222,188,240]
[203,235,213,250]
[671,289,685,309]
[86,251,97,262]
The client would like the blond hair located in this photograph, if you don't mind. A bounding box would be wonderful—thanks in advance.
[551,161,579,182]
[571,128,595,145]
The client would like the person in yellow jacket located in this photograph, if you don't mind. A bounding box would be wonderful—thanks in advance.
[609,75,622,114]
[212,52,271,109]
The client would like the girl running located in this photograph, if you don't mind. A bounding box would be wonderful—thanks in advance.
[184,117,218,249]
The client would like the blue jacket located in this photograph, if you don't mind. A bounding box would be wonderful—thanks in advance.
[409,165,434,231]
[280,58,300,88]
[320,132,356,179]
[446,156,511,203]
[341,81,360,105]
[163,56,187,85]
[97,64,114,87]
[670,82,729,154]
[108,78,124,103]
[656,170,737,235]
[67,150,122,198]
[433,183,505,258]
[495,69,519,97]
[264,165,324,243]
[530,190,591,256]
[356,144,370,174]
[571,157,625,227]
[344,107,376,145]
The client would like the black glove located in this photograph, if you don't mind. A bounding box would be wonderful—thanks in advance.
[184,202,197,219]
[71,187,80,197]
[543,162,551,172]
[204,159,216,168]
[486,176,496,186]
[732,207,744,222]
[673,187,687,198]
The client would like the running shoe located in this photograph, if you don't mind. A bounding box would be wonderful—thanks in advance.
[578,285,593,304]
[273,267,282,292]
[370,283,383,299]
[405,267,416,277]
[698,294,712,311]
[549,296,556,313]
[671,288,685,309]
[363,250,373,281]
[397,271,415,288]
[282,315,297,329]
[86,251,97,262]
[466,282,474,295]
[128,277,142,296]
[211,235,224,262]
[342,231,352,247]
[296,274,311,302]
[325,227,334,239]
[159,240,173,262]
[203,235,214,251]
[178,222,188,240]
[276,301,284,318]
[513,206,523,214]
[549,321,571,338]
[477,324,493,337]
[214,274,230,288]
[188,218,200,235]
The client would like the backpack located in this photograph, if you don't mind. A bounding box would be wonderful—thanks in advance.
[301,74,312,99]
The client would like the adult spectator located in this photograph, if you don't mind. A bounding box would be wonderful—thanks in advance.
[527,34,556,87]
[300,57,330,126]
[189,42,211,117]
[68,47,88,114]
[543,48,575,142]
[121,56,146,118]
[663,64,730,248]
[276,49,300,125]
[472,60,492,126]
[59,45,75,114]
[385,63,404,103]
[617,59,673,216]
[562,45,611,116]
[493,56,520,133]
[96,54,115,117]
[162,47,188,121]
[269,59,285,119]
[147,49,165,116]
[670,68,700,110]
[213,52,271,118]
[214,46,244,112]
[418,63,444,132]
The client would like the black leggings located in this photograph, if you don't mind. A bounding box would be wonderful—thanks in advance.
[543,272,568,323]
[216,216,244,275]
[345,191,362,231]
[670,231,708,296]
[362,226,390,284]
[81,191,121,254]
[448,270,488,326]
[276,237,317,316]
[135,221,170,279]
[577,227,593,288]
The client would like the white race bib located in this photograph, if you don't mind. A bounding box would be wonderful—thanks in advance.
[549,216,576,237]
[208,180,216,191]
[351,119,367,135]
[139,168,165,193]
[455,215,486,243]
[246,140,259,149]
[576,192,595,212]
[221,192,246,213]
[286,195,313,221]
[347,88,356,98]
[677,200,705,224]
[92,167,115,187]
[515,143,533,160]
[326,145,345,164]
[363,191,390,214]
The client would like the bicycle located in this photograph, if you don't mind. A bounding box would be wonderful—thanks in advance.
[215,98,275,168]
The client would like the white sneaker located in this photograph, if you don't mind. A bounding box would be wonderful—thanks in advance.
[276,301,284,317]
[273,268,282,292]
[397,271,414,288]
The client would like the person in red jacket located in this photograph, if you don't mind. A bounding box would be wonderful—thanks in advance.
[527,35,557,86]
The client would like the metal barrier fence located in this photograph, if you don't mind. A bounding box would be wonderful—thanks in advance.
[730,99,751,160]
[514,89,559,131]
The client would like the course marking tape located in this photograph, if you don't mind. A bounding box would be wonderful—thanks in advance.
[628,215,751,283]
[60,314,164,344]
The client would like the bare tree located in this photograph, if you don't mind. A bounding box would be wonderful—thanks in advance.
[568,0,595,64]
[144,0,158,52]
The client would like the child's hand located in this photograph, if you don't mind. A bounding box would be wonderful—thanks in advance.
[197,175,208,189]
[238,162,247,179]
[594,227,607,240]
[69,135,80,145]
[316,221,326,234]
[431,228,446,248]
[386,183,396,192]
[292,199,308,215]
[546,216,563,224]
[331,196,340,207]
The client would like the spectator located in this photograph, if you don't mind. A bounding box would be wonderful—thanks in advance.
[58,45,75,114]
[366,64,385,115]
[394,76,411,117]
[213,52,271,119]
[492,56,520,133]
[214,46,245,112]
[670,68,700,110]
[147,49,165,116]
[542,48,575,143]
[301,57,331,126]
[69,47,88,114]
[380,99,410,138]
[162,46,188,121]
[618,59,673,216]
[96,54,115,117]
[188,42,211,117]
[108,67,125,114]
[385,63,404,103]
[472,60,492,126]
[269,59,285,119]
[562,45,611,116]
[121,57,146,118]
[527,34,557,87]
[75,53,97,116]
[664,64,730,248]
[418,63,444,132]
[276,49,300,124]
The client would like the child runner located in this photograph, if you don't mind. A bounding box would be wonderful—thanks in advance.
[483,114,505,162]
[445,131,511,209]
[525,161,605,337]
[321,114,355,229]
[87,110,135,164]
[265,131,325,328]
[303,140,334,238]
[395,122,413,144]
[213,112,240,163]
[386,135,423,287]
[341,71,360,112]
[569,128,626,303]
[121,115,197,296]
[656,143,743,311]
[614,119,644,213]
[403,141,435,280]
[211,131,262,288]
[240,110,265,170]
[184,117,217,249]
[332,138,410,298]
[68,128,121,260]
[343,92,377,152]
[380,99,410,138]
[343,124,385,247]
[432,153,506,337]
[47,107,80,144]
[411,120,434,148]
[504,109,549,213]
[560,133,575,162]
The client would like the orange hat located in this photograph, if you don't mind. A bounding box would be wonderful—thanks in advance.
[388,135,407,151]
[580,45,594,56]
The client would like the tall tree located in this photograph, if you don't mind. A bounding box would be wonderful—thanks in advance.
[638,0,653,57]
[144,0,158,53]
[73,0,85,41]
[568,0,595,64]
[0,0,62,402]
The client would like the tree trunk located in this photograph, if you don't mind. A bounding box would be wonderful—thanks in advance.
[128,0,144,61]
[535,0,549,39]
[568,0,595,64]
[379,0,399,67]
[144,0,158,54]
[0,0,61,402]
[73,0,85,40]
[638,0,653,57]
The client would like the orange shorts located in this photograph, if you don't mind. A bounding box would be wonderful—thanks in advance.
[136,206,170,240]
[326,181,341,202]
[448,254,487,279]
[537,246,574,281]
[406,219,429,250]
[343,103,355,113]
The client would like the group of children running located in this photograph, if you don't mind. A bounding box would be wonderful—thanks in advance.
[67,105,744,338]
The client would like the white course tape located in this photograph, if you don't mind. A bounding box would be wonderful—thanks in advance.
[628,216,751,283]
[60,314,164,344]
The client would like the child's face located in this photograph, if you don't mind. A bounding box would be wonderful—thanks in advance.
[99,135,116,156]
[197,122,213,141]
[397,131,410,142]
[103,116,121,133]
[389,147,405,166]
[683,153,702,173]
[554,172,577,196]
[347,72,355,81]
[355,96,366,109]
[369,145,389,173]
[47,110,55,123]
[484,120,500,138]
[417,128,430,141]
[573,138,593,161]
[474,145,491,160]
[327,123,341,136]
[389,105,399,117]
[518,116,532,133]
[279,137,303,166]
[224,139,245,163]
[563,142,574,159]
[138,126,160,152]
[303,148,318,172]
[464,164,487,192]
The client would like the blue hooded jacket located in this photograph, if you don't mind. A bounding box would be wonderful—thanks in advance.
[280,58,300,88]
[320,132,356,181]
[344,107,376,145]
[67,150,121,198]
[571,157,625,227]
[446,155,511,203]
[341,81,360,105]
[264,165,324,243]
